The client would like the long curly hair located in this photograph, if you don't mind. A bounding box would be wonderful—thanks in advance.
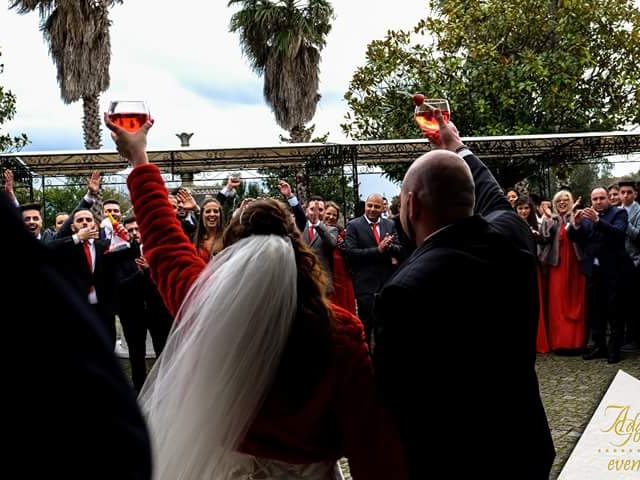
[195,198,224,257]
[222,198,333,404]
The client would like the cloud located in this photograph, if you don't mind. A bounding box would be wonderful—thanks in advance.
[1,0,427,152]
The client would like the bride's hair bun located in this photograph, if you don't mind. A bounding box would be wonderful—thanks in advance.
[223,198,292,244]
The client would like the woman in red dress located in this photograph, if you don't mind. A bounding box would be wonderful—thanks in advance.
[105,116,406,480]
[515,197,550,353]
[323,202,356,315]
[539,190,587,352]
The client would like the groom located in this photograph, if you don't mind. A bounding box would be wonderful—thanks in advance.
[373,112,555,478]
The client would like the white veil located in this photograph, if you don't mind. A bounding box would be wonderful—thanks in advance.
[139,235,298,480]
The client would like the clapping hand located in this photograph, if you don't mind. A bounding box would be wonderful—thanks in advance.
[378,233,395,253]
[582,207,599,223]
[135,256,149,270]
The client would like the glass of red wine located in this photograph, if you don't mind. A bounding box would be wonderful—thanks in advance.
[108,101,150,133]
[414,97,450,140]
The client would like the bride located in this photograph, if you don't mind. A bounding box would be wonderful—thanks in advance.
[106,114,407,480]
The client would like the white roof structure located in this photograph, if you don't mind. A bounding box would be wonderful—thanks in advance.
[2,131,639,178]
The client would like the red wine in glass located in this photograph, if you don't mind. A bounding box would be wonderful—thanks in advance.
[414,98,450,140]
[108,101,150,133]
[109,112,149,132]
[415,109,450,131]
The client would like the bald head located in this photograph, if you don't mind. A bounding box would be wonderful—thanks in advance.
[364,193,385,222]
[401,150,475,244]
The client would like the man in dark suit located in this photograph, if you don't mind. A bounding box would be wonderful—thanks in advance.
[373,112,554,479]
[619,181,640,353]
[567,187,634,363]
[118,216,173,393]
[2,192,151,479]
[345,193,404,345]
[49,208,121,344]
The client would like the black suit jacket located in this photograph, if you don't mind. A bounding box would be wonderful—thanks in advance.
[374,153,554,479]
[2,192,151,479]
[49,236,121,316]
[345,216,403,296]
[567,206,634,279]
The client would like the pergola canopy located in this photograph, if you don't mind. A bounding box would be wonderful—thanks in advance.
[1,131,639,177]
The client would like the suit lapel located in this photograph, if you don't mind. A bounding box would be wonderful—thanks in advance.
[379,219,387,239]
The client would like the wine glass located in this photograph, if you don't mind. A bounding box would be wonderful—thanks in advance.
[414,98,450,138]
[108,101,150,133]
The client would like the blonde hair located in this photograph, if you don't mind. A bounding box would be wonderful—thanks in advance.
[552,190,574,214]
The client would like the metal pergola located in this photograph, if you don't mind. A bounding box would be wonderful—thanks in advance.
[2,130,640,211]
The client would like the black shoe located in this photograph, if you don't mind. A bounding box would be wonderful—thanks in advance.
[583,346,608,360]
[607,352,621,364]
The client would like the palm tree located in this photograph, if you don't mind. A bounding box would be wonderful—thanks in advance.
[11,0,121,149]
[229,0,334,201]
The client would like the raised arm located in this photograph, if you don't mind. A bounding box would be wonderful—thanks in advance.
[3,169,18,207]
[54,172,102,240]
[105,114,206,317]
[278,180,306,232]
[424,110,531,250]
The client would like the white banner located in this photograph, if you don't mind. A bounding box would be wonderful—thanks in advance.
[558,370,639,479]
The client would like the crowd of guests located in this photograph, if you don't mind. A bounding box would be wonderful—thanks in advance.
[507,182,640,363]
[2,106,561,479]
[6,163,638,375]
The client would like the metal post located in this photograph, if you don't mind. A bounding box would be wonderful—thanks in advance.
[41,175,46,214]
[349,146,359,220]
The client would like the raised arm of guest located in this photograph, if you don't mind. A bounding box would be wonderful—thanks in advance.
[105,114,206,317]
[423,111,532,252]
[216,176,241,206]
[3,169,19,207]
[278,180,306,232]
[51,172,102,240]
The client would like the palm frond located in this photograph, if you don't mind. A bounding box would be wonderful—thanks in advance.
[42,1,111,103]
[229,0,333,131]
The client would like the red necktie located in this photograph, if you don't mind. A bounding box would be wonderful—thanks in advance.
[308,225,315,242]
[371,222,380,244]
[83,241,93,273]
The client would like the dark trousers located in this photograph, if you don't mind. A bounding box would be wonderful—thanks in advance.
[625,265,640,344]
[356,294,375,347]
[586,267,624,353]
[119,298,173,392]
[90,304,116,347]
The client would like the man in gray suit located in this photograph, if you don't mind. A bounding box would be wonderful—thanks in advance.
[301,196,338,291]
[277,180,337,293]
[619,180,640,353]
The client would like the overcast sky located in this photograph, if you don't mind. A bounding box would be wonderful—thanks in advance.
[0,0,636,193]
[1,1,433,197]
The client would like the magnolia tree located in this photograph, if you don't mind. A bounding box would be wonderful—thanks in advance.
[342,0,640,188]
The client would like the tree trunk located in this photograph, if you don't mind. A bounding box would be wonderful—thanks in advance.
[82,94,102,150]
[289,124,311,203]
